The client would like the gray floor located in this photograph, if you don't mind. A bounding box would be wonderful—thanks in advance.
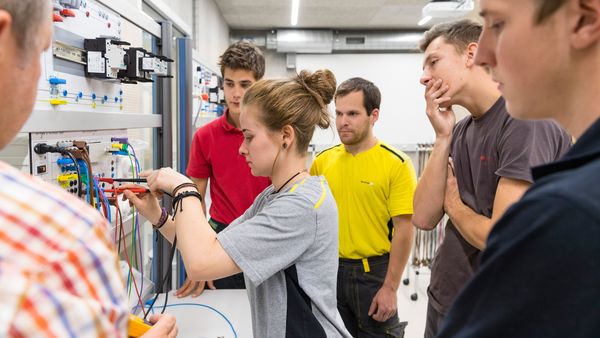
[157,266,432,338]
[397,266,430,338]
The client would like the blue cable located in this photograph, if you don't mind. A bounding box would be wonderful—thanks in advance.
[77,160,90,204]
[126,145,144,294]
[93,175,101,212]
[135,212,143,296]
[136,302,238,338]
[126,143,141,173]
[95,177,111,223]
[88,174,92,205]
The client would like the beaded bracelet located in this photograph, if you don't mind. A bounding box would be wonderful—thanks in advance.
[152,207,168,229]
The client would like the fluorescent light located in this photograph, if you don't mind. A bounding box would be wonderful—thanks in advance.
[291,0,300,26]
[418,15,432,26]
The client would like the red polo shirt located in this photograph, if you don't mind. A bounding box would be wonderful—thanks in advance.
[186,110,271,224]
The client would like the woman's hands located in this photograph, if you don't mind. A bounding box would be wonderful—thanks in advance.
[122,168,193,224]
[143,168,194,195]
[122,188,163,224]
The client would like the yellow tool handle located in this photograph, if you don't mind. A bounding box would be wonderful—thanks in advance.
[128,314,152,337]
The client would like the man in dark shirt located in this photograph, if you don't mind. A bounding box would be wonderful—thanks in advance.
[438,0,600,337]
[412,20,571,337]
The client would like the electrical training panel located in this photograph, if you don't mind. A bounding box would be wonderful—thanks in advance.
[30,130,141,232]
[192,64,225,128]
[22,0,164,312]
[39,0,172,115]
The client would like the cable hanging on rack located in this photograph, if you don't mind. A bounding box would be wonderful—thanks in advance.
[403,143,447,301]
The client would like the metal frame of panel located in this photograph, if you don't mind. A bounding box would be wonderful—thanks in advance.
[22,111,161,132]
[153,21,175,293]
[176,36,193,286]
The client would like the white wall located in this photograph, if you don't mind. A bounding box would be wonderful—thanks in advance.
[264,50,296,79]
[297,53,436,147]
[194,0,230,72]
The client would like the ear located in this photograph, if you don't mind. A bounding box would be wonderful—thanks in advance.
[571,0,600,49]
[370,108,380,125]
[281,124,295,148]
[0,10,13,61]
[465,42,478,68]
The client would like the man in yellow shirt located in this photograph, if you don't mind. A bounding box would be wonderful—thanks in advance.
[311,78,416,337]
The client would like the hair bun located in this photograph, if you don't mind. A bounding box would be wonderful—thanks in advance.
[298,69,336,106]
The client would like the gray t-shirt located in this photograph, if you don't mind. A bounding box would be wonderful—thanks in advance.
[428,97,572,314]
[217,175,352,338]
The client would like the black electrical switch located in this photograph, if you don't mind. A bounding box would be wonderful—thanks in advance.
[36,165,47,174]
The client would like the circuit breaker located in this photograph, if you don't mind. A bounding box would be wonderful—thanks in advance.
[120,48,173,84]
[84,38,130,80]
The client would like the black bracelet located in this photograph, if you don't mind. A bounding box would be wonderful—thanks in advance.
[152,207,169,230]
[172,182,198,197]
[171,191,203,221]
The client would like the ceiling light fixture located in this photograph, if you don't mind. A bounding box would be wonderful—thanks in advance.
[420,0,474,26]
[418,15,432,26]
[291,0,300,26]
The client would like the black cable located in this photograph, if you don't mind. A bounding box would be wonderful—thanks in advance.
[161,285,169,314]
[143,185,200,318]
[32,144,82,199]
[144,236,177,320]
[61,150,83,198]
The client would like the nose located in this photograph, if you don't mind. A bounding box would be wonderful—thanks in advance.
[232,84,243,99]
[337,114,349,128]
[239,143,246,156]
[474,30,496,68]
[420,71,432,86]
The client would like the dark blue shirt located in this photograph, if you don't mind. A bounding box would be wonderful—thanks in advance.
[438,118,600,338]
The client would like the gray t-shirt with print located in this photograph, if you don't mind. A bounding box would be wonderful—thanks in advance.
[428,97,572,314]
[217,175,352,338]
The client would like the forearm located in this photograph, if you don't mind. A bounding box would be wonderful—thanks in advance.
[384,222,413,291]
[413,137,452,229]
[446,203,492,250]
[167,188,221,278]
[157,218,176,243]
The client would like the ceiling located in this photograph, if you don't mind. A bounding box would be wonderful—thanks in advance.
[214,0,480,30]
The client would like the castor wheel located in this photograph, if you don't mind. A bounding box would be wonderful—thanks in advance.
[403,278,409,285]
[410,293,418,301]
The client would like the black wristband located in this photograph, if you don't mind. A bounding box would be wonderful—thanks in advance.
[171,191,203,221]
[172,182,198,197]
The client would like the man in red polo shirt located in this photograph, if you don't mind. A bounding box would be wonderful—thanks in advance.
[178,41,270,297]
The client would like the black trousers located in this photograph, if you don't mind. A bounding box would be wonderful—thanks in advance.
[337,254,407,338]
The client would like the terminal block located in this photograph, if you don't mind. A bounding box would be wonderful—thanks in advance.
[119,48,173,84]
[141,54,172,77]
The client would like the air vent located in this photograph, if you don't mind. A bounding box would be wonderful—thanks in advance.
[346,37,365,45]
[334,31,423,52]
[276,30,333,54]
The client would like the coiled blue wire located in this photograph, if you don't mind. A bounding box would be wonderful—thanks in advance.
[138,302,238,338]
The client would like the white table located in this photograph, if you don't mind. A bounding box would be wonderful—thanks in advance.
[150,289,252,338]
